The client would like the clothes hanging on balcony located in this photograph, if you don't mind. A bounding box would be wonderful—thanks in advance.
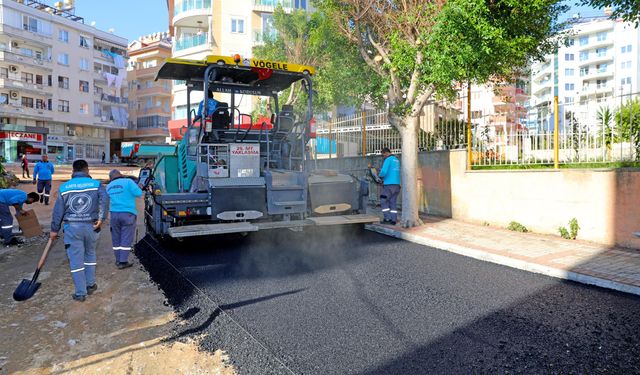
[115,75,124,92]
[113,55,125,69]
[111,106,120,125]
[119,107,128,127]
[103,72,116,87]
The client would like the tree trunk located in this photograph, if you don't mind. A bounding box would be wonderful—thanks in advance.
[399,115,422,228]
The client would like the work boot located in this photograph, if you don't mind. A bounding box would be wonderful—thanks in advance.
[4,237,23,246]
[117,262,133,270]
[72,294,86,302]
[39,194,44,203]
[87,284,98,295]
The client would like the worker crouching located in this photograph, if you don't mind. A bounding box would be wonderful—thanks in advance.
[106,169,142,269]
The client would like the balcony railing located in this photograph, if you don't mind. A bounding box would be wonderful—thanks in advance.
[175,34,208,51]
[174,0,212,16]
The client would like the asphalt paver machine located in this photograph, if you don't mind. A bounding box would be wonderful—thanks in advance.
[143,55,378,239]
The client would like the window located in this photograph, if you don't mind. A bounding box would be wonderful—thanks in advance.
[596,79,607,89]
[0,68,7,79]
[94,86,103,95]
[79,58,89,71]
[231,18,245,33]
[35,98,46,110]
[565,97,574,104]
[58,76,69,89]
[22,15,52,36]
[111,66,118,75]
[621,60,632,69]
[621,77,632,85]
[622,45,632,53]
[596,63,607,73]
[142,59,157,69]
[565,68,574,76]
[20,47,33,57]
[471,110,482,119]
[57,53,69,65]
[596,47,607,57]
[79,103,89,114]
[0,93,8,104]
[58,29,69,43]
[596,32,607,41]
[579,51,589,61]
[58,100,69,112]
[21,72,33,83]
[47,75,52,87]
[35,74,43,85]
[565,83,575,90]
[565,53,574,61]
[79,35,90,48]
[21,96,33,108]
[79,80,89,93]
[566,38,575,46]
[579,36,588,46]
[94,62,102,73]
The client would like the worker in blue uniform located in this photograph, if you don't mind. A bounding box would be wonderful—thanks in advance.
[379,147,401,225]
[0,189,39,246]
[33,154,55,205]
[50,160,107,302]
[195,90,219,121]
[106,169,142,269]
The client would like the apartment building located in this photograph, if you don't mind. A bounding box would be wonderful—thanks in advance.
[110,32,172,150]
[529,15,640,132]
[0,0,128,163]
[167,0,309,138]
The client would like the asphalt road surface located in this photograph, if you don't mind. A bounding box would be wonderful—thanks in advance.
[136,225,640,374]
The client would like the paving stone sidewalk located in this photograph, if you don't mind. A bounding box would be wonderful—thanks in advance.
[367,216,640,296]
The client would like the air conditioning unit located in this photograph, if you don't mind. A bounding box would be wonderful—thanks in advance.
[11,41,18,48]
[9,65,18,73]
[10,91,18,99]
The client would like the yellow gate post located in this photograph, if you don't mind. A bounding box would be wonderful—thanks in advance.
[554,96,559,169]
[467,83,472,170]
[362,110,367,156]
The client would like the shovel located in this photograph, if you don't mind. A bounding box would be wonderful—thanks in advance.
[13,237,54,301]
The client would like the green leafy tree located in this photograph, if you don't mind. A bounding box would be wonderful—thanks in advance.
[614,98,640,159]
[317,0,567,227]
[580,0,640,25]
[252,7,382,115]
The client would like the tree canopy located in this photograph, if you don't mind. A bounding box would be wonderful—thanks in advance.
[581,0,640,24]
[252,7,383,114]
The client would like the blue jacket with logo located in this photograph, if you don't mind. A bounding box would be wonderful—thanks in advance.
[51,172,107,232]
[197,98,219,118]
[0,189,27,207]
[33,161,55,181]
[379,155,401,185]
[106,177,142,215]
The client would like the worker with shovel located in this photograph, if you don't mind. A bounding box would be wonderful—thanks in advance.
[50,160,107,302]
[0,189,39,246]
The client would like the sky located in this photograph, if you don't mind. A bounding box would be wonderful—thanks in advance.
[61,0,603,45]
[72,0,169,42]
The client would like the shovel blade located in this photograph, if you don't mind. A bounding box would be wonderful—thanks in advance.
[13,279,41,301]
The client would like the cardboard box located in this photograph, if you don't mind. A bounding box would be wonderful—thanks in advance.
[16,209,43,238]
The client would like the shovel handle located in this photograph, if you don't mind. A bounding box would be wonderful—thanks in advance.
[35,238,54,271]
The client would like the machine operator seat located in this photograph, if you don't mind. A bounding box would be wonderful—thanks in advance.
[278,104,296,134]
[205,102,231,143]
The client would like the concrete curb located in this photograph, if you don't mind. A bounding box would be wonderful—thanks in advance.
[366,224,640,297]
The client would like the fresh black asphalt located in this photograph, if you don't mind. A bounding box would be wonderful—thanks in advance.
[135,225,640,374]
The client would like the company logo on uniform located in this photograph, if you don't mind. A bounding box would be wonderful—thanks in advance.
[69,193,92,214]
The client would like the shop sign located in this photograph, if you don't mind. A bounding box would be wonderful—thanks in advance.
[0,131,43,142]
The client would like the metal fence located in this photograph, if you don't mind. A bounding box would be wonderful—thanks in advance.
[314,92,640,167]
[472,92,640,166]
[313,109,466,158]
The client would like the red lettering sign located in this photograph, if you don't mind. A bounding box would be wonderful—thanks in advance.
[0,131,43,142]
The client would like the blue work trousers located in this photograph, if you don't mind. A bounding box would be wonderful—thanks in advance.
[110,212,136,263]
[37,179,52,204]
[0,204,13,244]
[381,184,400,222]
[64,223,99,296]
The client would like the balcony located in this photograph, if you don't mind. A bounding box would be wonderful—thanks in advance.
[0,78,51,96]
[578,52,613,67]
[0,50,52,71]
[173,0,212,27]
[133,66,159,79]
[583,68,614,81]
[254,0,308,12]
[99,93,128,105]
[136,85,171,97]
[0,103,53,120]
[174,34,208,52]
[139,107,168,116]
